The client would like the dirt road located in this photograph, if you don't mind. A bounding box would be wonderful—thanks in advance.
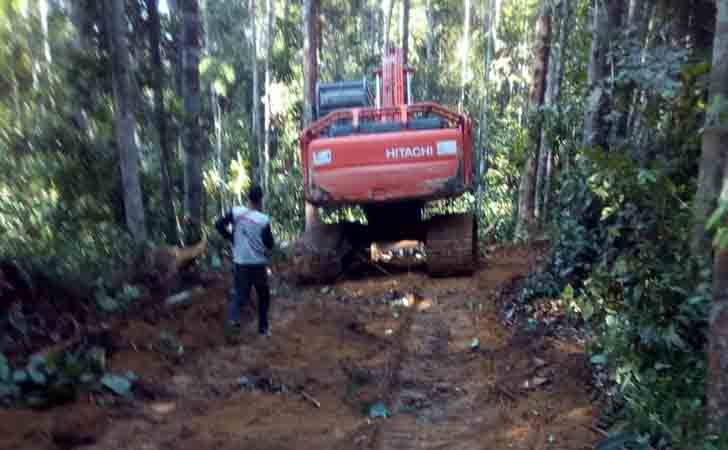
[0,245,601,450]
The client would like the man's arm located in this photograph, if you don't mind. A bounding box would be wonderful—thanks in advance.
[215,211,234,242]
[261,223,275,250]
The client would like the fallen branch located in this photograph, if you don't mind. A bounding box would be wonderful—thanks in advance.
[164,286,205,308]
[300,390,321,408]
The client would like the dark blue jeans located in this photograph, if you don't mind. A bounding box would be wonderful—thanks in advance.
[229,264,270,333]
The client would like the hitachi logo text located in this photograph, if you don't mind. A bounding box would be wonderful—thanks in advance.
[385,145,434,160]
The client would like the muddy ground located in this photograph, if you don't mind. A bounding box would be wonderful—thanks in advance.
[0,245,603,450]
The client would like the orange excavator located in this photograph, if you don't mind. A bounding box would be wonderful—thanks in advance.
[294,48,477,282]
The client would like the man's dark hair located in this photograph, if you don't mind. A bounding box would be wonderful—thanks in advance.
[248,185,263,204]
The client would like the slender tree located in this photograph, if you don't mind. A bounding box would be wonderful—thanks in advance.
[705,0,728,430]
[535,0,570,222]
[263,0,275,194]
[694,3,727,260]
[515,2,551,237]
[181,0,204,242]
[459,0,471,111]
[303,0,320,229]
[401,0,410,66]
[425,0,435,97]
[148,0,179,244]
[583,0,625,150]
[105,0,147,242]
[251,0,261,183]
[382,0,395,53]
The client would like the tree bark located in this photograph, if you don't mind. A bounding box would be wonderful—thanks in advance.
[283,0,290,43]
[535,0,570,222]
[515,3,551,238]
[303,0,321,230]
[459,0,471,112]
[382,0,395,54]
[263,0,275,194]
[38,0,51,65]
[615,0,649,141]
[148,0,179,244]
[706,0,728,430]
[708,140,728,431]
[425,0,435,97]
[181,0,204,243]
[402,0,410,66]
[583,0,624,150]
[303,0,319,127]
[106,0,147,242]
[250,0,261,183]
[694,0,728,263]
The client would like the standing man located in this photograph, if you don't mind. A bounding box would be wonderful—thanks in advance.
[215,185,275,336]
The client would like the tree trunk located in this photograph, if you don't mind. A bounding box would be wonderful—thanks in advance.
[535,0,570,222]
[149,0,179,244]
[283,0,290,43]
[263,0,275,195]
[303,0,319,127]
[382,0,395,53]
[402,0,410,66]
[615,0,649,141]
[583,0,624,150]
[425,0,435,97]
[182,0,204,243]
[706,0,728,429]
[39,0,51,65]
[476,0,497,220]
[459,0,471,112]
[303,0,321,230]
[515,3,551,238]
[694,0,728,263]
[250,0,261,183]
[106,0,147,242]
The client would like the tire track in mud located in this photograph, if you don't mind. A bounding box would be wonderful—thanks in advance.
[372,294,481,450]
[367,249,600,450]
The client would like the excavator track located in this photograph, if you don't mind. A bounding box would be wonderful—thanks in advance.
[293,223,351,283]
[425,213,478,276]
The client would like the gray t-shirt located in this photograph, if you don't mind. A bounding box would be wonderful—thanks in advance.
[216,206,274,265]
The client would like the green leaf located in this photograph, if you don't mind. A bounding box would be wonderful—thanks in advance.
[13,369,28,384]
[101,373,133,398]
[0,353,9,381]
[27,367,47,385]
[562,284,574,300]
[368,401,390,418]
[590,354,608,365]
[707,201,728,230]
[199,56,213,75]
[213,79,227,96]
[582,302,595,321]
[97,295,121,312]
[0,382,20,399]
[221,63,235,83]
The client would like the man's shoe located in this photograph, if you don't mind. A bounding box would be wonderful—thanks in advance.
[259,329,271,338]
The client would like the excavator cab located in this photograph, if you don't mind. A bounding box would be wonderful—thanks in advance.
[295,48,477,282]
